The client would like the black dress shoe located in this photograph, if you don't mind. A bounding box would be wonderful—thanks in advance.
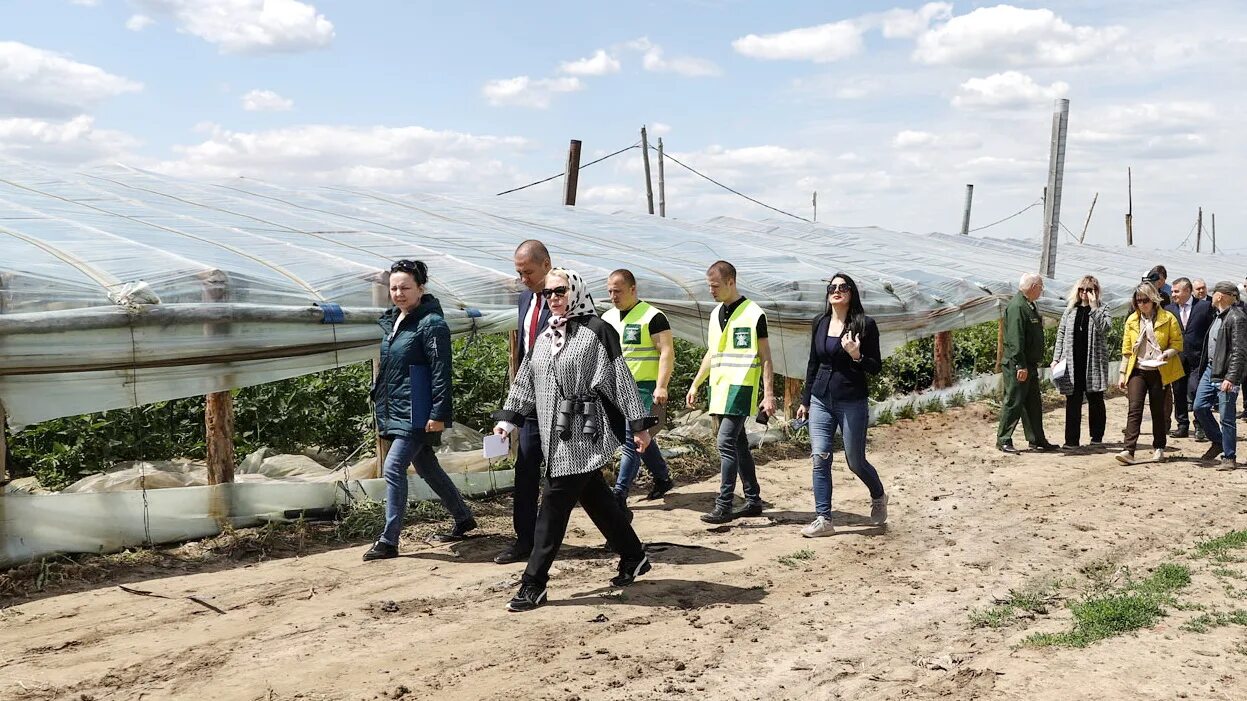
[645,478,675,501]
[429,517,478,543]
[493,543,532,565]
[363,541,398,561]
[731,501,764,518]
[998,442,1020,454]
[1030,442,1059,452]
[1169,428,1189,438]
[700,504,735,524]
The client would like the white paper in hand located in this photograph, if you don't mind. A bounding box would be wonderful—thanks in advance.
[1051,359,1068,380]
[483,434,510,459]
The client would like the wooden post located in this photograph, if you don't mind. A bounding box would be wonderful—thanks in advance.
[1125,167,1133,246]
[783,377,802,417]
[201,270,235,486]
[641,126,655,215]
[1078,192,1098,243]
[933,331,954,389]
[1212,213,1217,254]
[812,191,817,223]
[371,272,391,477]
[657,137,666,217]
[563,139,582,206]
[1196,207,1203,252]
[1039,98,1069,278]
[959,184,974,235]
[995,315,1005,374]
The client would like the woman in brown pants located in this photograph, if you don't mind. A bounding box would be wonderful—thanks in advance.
[1116,282,1184,464]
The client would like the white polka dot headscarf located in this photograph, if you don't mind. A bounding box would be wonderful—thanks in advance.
[542,268,596,356]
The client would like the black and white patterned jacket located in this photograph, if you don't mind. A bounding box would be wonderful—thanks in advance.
[495,316,649,478]
[1052,304,1112,394]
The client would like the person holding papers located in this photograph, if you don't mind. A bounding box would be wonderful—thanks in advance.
[363,259,476,561]
[1115,282,1184,465]
[1050,275,1111,449]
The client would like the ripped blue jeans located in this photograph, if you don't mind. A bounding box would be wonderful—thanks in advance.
[809,395,884,518]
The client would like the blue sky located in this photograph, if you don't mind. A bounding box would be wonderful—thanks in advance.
[3,1,1244,252]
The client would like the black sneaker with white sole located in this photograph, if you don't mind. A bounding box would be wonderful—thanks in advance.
[506,583,548,612]
[610,555,651,587]
[429,516,478,543]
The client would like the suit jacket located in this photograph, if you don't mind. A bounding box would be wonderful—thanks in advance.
[515,289,552,366]
[1164,298,1214,365]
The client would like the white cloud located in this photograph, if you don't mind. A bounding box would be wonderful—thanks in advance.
[126,14,156,31]
[913,5,1126,67]
[1071,101,1217,159]
[70,0,100,6]
[952,71,1069,110]
[892,130,936,149]
[481,75,583,109]
[626,38,721,77]
[649,122,671,136]
[0,41,143,117]
[132,0,334,54]
[732,20,864,63]
[0,115,139,163]
[558,49,621,76]
[155,123,530,189]
[879,2,953,39]
[241,88,294,111]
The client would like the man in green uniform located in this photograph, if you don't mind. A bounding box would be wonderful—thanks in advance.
[998,272,1057,453]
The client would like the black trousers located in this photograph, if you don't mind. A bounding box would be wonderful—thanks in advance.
[511,417,543,549]
[522,469,644,588]
[1064,383,1106,446]
[1171,356,1195,430]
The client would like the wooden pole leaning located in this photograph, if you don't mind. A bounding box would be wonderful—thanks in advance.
[641,126,655,215]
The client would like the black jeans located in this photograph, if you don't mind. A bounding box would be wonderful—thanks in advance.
[511,417,543,550]
[522,469,644,588]
[1064,385,1106,446]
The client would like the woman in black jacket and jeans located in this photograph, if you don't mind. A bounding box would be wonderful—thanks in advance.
[796,273,887,537]
[363,260,477,561]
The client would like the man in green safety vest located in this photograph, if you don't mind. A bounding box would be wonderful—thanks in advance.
[602,269,676,508]
[686,260,776,524]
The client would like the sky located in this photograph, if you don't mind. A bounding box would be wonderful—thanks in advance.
[2,0,1244,253]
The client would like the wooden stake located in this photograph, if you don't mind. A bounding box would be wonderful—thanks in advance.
[1196,207,1203,252]
[201,270,235,486]
[960,184,974,235]
[657,137,666,217]
[371,272,391,477]
[812,191,818,223]
[1212,213,1217,254]
[1125,167,1133,246]
[640,126,655,215]
[784,377,802,416]
[933,331,954,389]
[995,316,1005,374]
[563,139,582,206]
[1078,192,1098,244]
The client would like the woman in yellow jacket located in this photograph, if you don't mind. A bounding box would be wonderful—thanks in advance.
[1117,282,1184,464]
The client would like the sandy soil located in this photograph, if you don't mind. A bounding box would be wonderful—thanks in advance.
[4,394,1247,701]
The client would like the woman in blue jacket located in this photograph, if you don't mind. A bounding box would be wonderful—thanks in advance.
[796,273,888,537]
[364,260,476,560]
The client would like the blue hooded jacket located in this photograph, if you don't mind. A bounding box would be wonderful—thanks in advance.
[373,294,454,439]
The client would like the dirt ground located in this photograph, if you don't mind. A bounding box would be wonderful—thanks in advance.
[4,394,1247,701]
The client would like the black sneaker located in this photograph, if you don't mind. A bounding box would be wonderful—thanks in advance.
[645,478,675,501]
[610,555,652,587]
[700,504,735,524]
[493,543,532,565]
[363,541,398,561]
[430,517,478,543]
[731,501,764,519]
[1029,441,1059,452]
[1169,427,1190,439]
[506,583,547,612]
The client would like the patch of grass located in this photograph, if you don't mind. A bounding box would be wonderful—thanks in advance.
[969,579,1060,629]
[947,391,967,408]
[1194,530,1247,562]
[874,408,895,426]
[1182,609,1247,633]
[1023,563,1191,648]
[896,403,917,421]
[1131,563,1192,602]
[920,396,945,414]
[776,549,816,568]
[1212,567,1246,580]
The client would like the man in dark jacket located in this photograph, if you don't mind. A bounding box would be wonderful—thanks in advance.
[1193,281,1247,468]
[1165,277,1215,438]
[997,273,1056,453]
[493,239,553,565]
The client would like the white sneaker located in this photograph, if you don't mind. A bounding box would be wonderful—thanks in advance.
[1154,448,1165,463]
[871,493,889,526]
[1115,450,1134,465]
[801,515,835,537]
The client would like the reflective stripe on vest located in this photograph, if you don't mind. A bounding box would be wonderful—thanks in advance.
[707,299,764,416]
[603,301,662,382]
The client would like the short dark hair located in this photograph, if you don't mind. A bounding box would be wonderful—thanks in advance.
[515,239,551,265]
[608,269,636,287]
[1172,277,1191,290]
[389,259,428,285]
[1149,264,1167,279]
[707,260,736,282]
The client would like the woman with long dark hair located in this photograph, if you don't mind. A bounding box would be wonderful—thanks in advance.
[1116,282,1183,465]
[363,259,477,561]
[796,273,887,537]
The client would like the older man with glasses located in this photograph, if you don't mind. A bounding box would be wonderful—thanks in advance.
[997,273,1057,454]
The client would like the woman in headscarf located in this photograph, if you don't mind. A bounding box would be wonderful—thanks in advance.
[493,268,654,612]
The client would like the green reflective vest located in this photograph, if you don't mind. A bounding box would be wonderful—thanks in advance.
[708,298,764,416]
[603,301,662,408]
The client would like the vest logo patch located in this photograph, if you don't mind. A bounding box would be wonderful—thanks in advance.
[623,323,642,344]
[733,327,752,349]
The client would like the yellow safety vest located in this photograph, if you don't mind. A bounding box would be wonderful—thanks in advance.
[603,301,662,409]
[707,298,764,416]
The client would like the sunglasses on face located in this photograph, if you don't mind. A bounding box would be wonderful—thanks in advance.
[1135,297,1153,304]
[540,286,569,299]
[1078,287,1096,293]
[827,283,851,293]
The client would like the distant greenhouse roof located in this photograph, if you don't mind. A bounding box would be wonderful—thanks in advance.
[1,160,1244,427]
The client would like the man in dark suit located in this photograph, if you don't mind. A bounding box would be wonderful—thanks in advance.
[494,239,552,564]
[1165,277,1214,438]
